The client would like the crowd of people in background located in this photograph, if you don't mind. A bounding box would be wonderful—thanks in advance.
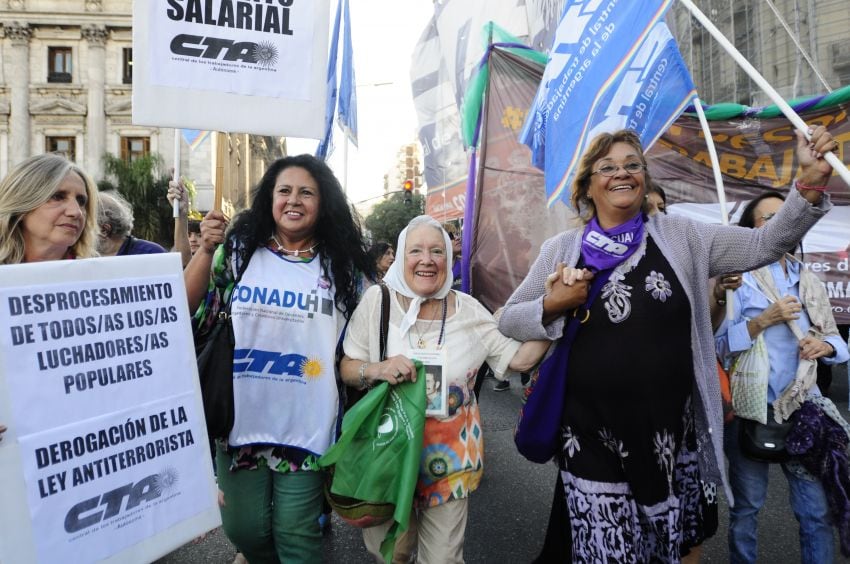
[0,122,848,563]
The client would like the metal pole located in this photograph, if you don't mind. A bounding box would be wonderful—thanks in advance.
[172,130,180,217]
[693,97,734,319]
[343,137,349,195]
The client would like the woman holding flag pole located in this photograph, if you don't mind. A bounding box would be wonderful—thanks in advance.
[498,125,838,562]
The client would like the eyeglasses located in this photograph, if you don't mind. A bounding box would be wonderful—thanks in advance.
[759,212,776,222]
[592,162,646,177]
[448,232,460,241]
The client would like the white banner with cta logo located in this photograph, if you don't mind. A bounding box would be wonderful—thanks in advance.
[133,0,330,138]
[0,255,219,564]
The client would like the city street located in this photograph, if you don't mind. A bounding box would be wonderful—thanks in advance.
[159,365,850,563]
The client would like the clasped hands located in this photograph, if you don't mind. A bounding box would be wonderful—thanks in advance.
[543,263,594,318]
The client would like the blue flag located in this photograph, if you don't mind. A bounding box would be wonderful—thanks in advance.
[316,0,342,160]
[521,1,696,207]
[337,0,358,146]
[180,129,210,151]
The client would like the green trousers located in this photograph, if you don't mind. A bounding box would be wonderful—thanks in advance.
[216,448,324,564]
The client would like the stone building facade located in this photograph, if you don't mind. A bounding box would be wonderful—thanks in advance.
[0,0,180,181]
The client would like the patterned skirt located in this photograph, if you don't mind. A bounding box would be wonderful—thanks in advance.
[559,397,717,563]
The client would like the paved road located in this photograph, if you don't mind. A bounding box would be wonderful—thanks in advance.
[159,364,850,563]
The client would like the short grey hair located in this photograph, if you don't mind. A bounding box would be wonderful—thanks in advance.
[98,191,134,238]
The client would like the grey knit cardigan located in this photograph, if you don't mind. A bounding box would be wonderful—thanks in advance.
[497,188,831,502]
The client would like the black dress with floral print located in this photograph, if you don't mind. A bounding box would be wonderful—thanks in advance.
[558,237,715,563]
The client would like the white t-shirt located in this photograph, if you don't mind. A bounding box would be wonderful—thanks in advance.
[228,248,339,454]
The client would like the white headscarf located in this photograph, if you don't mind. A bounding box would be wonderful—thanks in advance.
[383,215,454,338]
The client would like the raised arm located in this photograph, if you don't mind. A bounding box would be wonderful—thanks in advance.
[167,178,192,268]
[700,127,836,278]
[794,125,835,206]
[184,210,227,312]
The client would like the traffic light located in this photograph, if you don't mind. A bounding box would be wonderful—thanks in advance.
[403,179,413,203]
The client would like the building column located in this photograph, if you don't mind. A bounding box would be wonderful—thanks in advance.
[82,24,108,180]
[5,22,31,167]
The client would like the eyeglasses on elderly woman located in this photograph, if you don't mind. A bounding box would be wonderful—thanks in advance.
[591,162,646,177]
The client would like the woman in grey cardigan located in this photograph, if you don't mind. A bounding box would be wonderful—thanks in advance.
[498,127,837,563]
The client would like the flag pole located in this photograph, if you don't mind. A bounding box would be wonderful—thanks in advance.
[214,132,226,214]
[343,136,349,195]
[172,130,180,218]
[678,0,850,188]
[693,96,734,318]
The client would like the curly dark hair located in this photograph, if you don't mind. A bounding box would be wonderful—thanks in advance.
[227,154,376,318]
[738,190,785,229]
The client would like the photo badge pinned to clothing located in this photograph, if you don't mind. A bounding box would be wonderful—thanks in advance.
[407,348,447,418]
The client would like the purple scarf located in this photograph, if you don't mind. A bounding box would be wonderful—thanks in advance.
[581,213,645,272]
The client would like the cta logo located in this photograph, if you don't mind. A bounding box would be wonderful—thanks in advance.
[585,230,629,255]
[170,35,278,68]
[233,350,324,379]
[64,469,178,533]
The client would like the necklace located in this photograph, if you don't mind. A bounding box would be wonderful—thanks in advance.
[409,297,448,348]
[270,235,318,257]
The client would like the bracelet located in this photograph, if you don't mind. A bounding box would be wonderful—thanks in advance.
[796,179,829,192]
[358,362,371,390]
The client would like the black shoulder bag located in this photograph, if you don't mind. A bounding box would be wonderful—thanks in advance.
[739,405,792,463]
[195,258,248,440]
[343,283,390,409]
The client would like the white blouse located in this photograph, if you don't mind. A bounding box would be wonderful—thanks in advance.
[343,285,520,415]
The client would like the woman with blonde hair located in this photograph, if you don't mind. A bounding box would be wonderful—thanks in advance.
[0,153,97,264]
[0,152,99,442]
[0,153,99,264]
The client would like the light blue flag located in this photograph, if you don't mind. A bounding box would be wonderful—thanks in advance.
[316,0,342,160]
[520,0,697,207]
[337,0,358,147]
[180,129,210,151]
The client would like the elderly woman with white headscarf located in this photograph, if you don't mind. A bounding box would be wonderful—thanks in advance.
[340,215,547,563]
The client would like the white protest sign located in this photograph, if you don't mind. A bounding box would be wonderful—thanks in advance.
[132,0,330,138]
[0,254,219,564]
